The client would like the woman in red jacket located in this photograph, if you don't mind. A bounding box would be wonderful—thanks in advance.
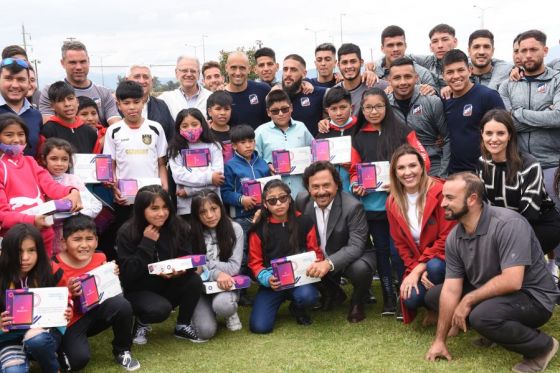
[386,145,456,324]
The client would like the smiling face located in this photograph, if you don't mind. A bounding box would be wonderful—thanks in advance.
[361,94,386,126]
[203,66,224,92]
[144,196,170,228]
[63,229,98,264]
[45,146,71,177]
[314,51,337,79]
[0,68,29,105]
[198,200,222,229]
[255,56,278,84]
[226,53,249,88]
[20,237,38,276]
[482,119,510,162]
[0,123,26,147]
[308,169,338,209]
[389,64,417,99]
[468,37,494,69]
[338,53,363,82]
[175,58,200,92]
[443,61,472,96]
[395,153,422,194]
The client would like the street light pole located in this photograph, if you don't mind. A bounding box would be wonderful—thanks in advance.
[201,34,208,63]
[473,5,491,29]
[340,13,346,44]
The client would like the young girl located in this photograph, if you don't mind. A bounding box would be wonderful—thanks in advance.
[349,88,429,317]
[40,138,102,255]
[189,190,244,339]
[0,224,71,372]
[386,145,456,325]
[116,185,204,344]
[77,96,106,154]
[0,113,82,257]
[168,108,224,219]
[248,180,323,334]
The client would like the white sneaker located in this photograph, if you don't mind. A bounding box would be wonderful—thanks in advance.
[225,312,242,331]
[132,321,150,345]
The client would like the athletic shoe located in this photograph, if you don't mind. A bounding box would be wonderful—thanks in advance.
[132,321,150,345]
[512,337,558,373]
[225,312,242,331]
[174,324,208,343]
[114,351,141,371]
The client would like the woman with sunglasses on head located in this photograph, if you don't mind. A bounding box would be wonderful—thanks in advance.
[248,180,323,334]
[478,109,560,276]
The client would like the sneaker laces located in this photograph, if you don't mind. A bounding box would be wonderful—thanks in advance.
[120,351,132,366]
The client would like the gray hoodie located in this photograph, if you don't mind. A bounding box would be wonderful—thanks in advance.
[375,58,437,90]
[203,221,244,281]
[499,67,560,169]
[470,59,513,91]
[388,87,450,177]
[410,54,446,90]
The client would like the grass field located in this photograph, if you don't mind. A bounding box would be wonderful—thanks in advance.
[82,283,560,373]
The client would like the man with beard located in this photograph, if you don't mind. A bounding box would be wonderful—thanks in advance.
[282,54,326,136]
[442,49,504,174]
[297,161,375,323]
[334,43,388,117]
[202,61,225,92]
[467,30,512,91]
[499,30,560,217]
[387,58,450,177]
[425,172,559,373]
[225,51,271,129]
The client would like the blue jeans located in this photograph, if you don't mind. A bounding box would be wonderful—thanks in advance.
[402,258,446,310]
[23,329,62,373]
[250,284,318,334]
[0,345,28,373]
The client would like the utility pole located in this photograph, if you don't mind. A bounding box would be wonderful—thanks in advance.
[201,34,208,63]
[255,40,263,49]
[21,24,31,52]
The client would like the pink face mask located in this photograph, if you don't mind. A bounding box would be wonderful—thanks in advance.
[180,127,203,143]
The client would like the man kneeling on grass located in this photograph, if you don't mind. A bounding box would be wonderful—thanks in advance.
[425,172,560,373]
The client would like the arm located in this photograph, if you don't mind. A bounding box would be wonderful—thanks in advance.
[0,185,36,228]
[221,163,243,207]
[72,177,102,218]
[102,91,121,125]
[157,157,168,192]
[518,161,545,221]
[116,229,157,285]
[418,199,455,263]
[169,154,214,187]
[33,161,74,199]
[208,222,244,279]
[430,100,450,177]
[327,202,367,269]
[248,230,272,287]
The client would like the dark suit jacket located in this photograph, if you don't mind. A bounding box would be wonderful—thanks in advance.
[296,191,374,270]
[147,96,174,141]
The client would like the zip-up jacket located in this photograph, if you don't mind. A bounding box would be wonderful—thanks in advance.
[470,59,512,91]
[410,54,446,90]
[499,67,560,169]
[41,115,97,153]
[375,58,437,91]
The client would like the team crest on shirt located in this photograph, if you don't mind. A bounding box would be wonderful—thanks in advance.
[412,104,423,115]
[142,134,152,145]
[300,97,310,107]
[249,94,259,105]
[537,83,547,93]
[463,104,473,117]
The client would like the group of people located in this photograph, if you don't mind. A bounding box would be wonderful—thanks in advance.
[0,21,559,373]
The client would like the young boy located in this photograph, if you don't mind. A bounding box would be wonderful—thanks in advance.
[255,90,314,198]
[52,214,140,371]
[207,91,233,162]
[77,96,106,153]
[316,86,356,192]
[41,81,97,153]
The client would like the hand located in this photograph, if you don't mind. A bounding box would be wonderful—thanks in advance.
[66,189,83,212]
[452,298,472,333]
[159,269,186,279]
[241,196,257,210]
[112,185,128,206]
[1,311,13,332]
[400,272,421,300]
[301,80,315,94]
[318,119,330,134]
[176,187,188,198]
[216,272,235,290]
[112,261,120,277]
[68,277,82,297]
[419,84,436,96]
[384,85,394,95]
[269,275,281,290]
[34,215,51,229]
[361,70,378,87]
[352,185,366,197]
[143,224,160,241]
[509,66,522,81]
[425,340,452,362]
[212,172,225,186]
[306,260,331,278]
[364,61,376,72]
[268,163,276,175]
[252,209,262,224]
[440,86,452,100]
[381,183,390,190]
[333,72,344,83]
[64,306,73,322]
[435,136,444,148]
[421,271,435,289]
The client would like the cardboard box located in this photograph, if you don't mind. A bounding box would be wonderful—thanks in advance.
[357,161,390,192]
[270,251,320,290]
[5,287,68,329]
[222,141,234,163]
[311,139,331,162]
[148,255,206,275]
[86,261,122,304]
[76,274,100,313]
[21,199,72,216]
[203,275,251,294]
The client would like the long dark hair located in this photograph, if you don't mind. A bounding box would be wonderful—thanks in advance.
[0,224,55,310]
[353,87,409,160]
[126,185,188,258]
[480,109,523,184]
[167,108,218,159]
[251,180,299,261]
[190,189,236,261]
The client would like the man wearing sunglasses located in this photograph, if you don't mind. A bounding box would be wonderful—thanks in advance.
[0,58,42,156]
[296,161,375,323]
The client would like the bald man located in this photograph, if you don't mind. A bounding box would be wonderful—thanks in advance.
[225,51,271,128]
[159,55,211,120]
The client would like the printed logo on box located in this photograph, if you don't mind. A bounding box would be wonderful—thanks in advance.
[463,104,473,117]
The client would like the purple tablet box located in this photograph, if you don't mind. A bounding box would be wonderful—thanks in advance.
[5,289,34,330]
[182,148,211,168]
[76,274,100,313]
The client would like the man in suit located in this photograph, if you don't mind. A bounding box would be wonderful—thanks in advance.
[296,161,376,323]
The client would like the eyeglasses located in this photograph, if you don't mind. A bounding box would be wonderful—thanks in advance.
[362,104,386,113]
[269,106,291,115]
[176,68,198,75]
[0,58,29,69]
[265,194,290,205]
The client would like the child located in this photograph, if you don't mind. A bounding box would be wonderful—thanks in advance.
[40,138,102,255]
[116,185,204,344]
[77,96,106,154]
[349,87,429,317]
[0,224,71,372]
[255,90,314,198]
[41,81,97,153]
[51,214,140,371]
[0,113,82,257]
[168,108,224,218]
[190,190,244,339]
[316,86,356,193]
[248,180,323,334]
[207,90,232,144]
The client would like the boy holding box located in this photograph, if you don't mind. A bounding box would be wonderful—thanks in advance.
[52,214,140,371]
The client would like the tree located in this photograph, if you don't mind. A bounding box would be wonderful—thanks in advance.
[218,46,258,81]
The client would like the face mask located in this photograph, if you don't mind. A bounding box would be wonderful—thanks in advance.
[0,143,25,157]
[180,127,203,143]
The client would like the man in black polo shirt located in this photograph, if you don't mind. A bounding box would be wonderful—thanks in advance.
[425,173,559,373]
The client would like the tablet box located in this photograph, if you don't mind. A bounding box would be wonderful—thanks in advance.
[5,288,68,329]
[271,150,292,174]
[357,163,379,192]
[21,199,73,216]
[77,274,100,313]
[118,179,139,205]
[270,251,319,290]
[95,155,113,182]
[182,148,210,168]
[241,179,262,205]
[203,275,251,294]
[311,139,331,162]
[148,255,207,275]
[5,290,34,330]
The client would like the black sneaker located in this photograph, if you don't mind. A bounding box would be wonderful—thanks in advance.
[114,351,141,371]
[289,303,312,326]
[174,324,208,343]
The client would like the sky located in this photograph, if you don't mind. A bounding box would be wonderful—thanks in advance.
[1,0,559,89]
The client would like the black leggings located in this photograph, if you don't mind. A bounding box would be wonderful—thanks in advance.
[125,271,202,325]
[532,207,560,253]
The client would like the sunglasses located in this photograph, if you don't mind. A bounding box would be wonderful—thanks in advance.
[268,106,291,115]
[265,194,290,205]
[0,58,29,69]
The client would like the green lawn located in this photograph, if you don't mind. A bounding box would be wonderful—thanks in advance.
[83,283,560,372]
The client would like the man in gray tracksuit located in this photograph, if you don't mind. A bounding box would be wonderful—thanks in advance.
[388,57,450,177]
[467,29,512,91]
